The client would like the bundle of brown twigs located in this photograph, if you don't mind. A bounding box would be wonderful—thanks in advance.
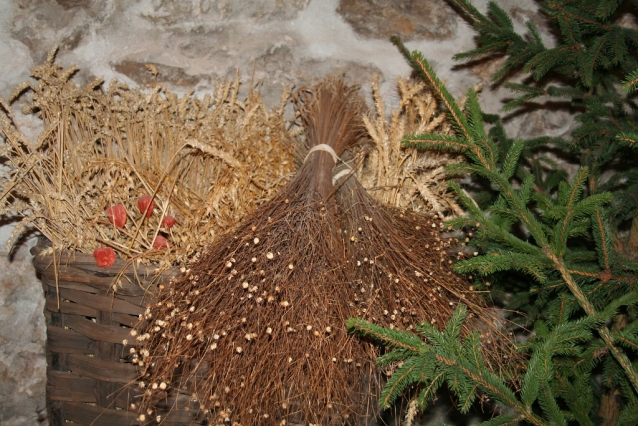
[133,78,513,425]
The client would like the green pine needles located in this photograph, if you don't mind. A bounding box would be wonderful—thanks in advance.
[448,0,638,235]
[348,1,638,424]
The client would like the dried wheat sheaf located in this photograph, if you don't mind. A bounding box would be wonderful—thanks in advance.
[355,75,464,218]
[0,46,295,269]
[133,78,514,426]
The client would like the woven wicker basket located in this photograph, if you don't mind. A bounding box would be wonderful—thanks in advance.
[32,241,202,426]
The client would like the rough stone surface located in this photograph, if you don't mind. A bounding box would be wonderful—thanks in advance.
[0,0,558,424]
[337,0,458,40]
[0,244,46,426]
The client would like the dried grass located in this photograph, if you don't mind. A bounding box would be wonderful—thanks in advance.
[0,46,296,268]
[356,75,464,218]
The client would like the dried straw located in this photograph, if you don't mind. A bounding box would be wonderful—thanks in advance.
[0,46,295,269]
[356,75,464,218]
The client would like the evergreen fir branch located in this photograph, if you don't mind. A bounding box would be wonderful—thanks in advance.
[391,37,478,147]
[543,1,611,32]
[545,85,585,99]
[615,331,638,353]
[622,26,638,50]
[596,0,624,19]
[386,5,638,420]
[618,403,638,425]
[620,318,638,335]
[416,318,458,354]
[515,173,535,207]
[599,291,638,320]
[453,42,511,61]
[538,385,566,426]
[402,133,469,153]
[377,349,421,367]
[464,331,486,370]
[552,294,572,326]
[617,371,638,406]
[458,384,479,413]
[575,48,592,88]
[574,194,614,216]
[585,34,612,77]
[485,219,546,255]
[560,374,596,426]
[454,253,548,282]
[445,302,468,340]
[553,193,613,258]
[502,94,542,112]
[408,51,473,143]
[447,185,549,257]
[532,190,555,213]
[466,89,498,164]
[502,82,546,97]
[622,68,638,93]
[520,349,545,407]
[550,327,596,356]
[501,139,525,180]
[346,318,425,353]
[548,252,638,395]
[526,20,544,47]
[389,34,412,65]
[564,249,598,266]
[557,12,583,46]
[496,186,549,247]
[554,168,589,252]
[416,370,446,410]
[489,198,526,230]
[524,45,574,81]
[493,50,537,83]
[447,0,495,30]
[616,132,638,145]
[617,28,637,68]
[591,209,613,270]
[437,350,546,425]
[566,219,591,239]
[501,83,547,111]
[487,1,513,31]
[379,357,423,409]
[445,165,492,183]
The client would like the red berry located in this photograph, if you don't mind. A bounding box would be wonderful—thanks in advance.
[153,235,171,250]
[93,247,116,268]
[106,204,127,228]
[161,215,176,229]
[137,195,155,218]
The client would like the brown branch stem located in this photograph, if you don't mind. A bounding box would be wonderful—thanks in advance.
[546,249,638,395]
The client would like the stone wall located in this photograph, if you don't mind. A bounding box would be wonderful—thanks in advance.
[0,1,561,424]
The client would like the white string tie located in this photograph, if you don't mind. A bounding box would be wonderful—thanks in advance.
[303,144,338,164]
[332,167,352,185]
[303,144,353,185]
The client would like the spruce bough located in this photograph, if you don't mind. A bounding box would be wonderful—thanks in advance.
[349,1,638,423]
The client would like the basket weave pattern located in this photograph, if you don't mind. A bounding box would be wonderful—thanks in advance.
[33,243,200,426]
